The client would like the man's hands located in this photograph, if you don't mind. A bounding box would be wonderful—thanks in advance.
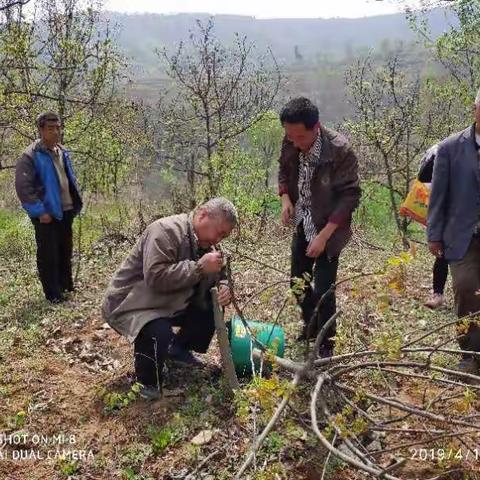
[198,251,224,274]
[306,231,327,258]
[39,213,53,224]
[306,222,339,258]
[198,252,231,306]
[217,284,232,307]
[428,241,444,258]
[281,194,294,226]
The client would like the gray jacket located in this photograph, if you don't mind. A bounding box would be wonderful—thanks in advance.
[428,124,480,262]
[102,213,224,343]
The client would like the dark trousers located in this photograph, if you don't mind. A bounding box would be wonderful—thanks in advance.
[31,211,74,301]
[450,237,480,356]
[291,224,339,344]
[433,256,449,295]
[133,304,215,388]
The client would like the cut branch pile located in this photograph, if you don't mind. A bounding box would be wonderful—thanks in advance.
[222,250,480,478]
[235,311,480,479]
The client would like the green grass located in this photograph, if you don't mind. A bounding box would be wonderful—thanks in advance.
[147,424,179,454]
[354,181,398,241]
[0,209,34,260]
[354,181,425,246]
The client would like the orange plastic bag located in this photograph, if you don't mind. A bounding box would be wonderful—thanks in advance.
[399,180,430,225]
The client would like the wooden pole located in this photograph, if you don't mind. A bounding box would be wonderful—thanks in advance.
[211,287,240,391]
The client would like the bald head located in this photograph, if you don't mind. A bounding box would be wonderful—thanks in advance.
[193,197,237,248]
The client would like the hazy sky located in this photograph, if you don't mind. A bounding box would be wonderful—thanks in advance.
[103,0,407,19]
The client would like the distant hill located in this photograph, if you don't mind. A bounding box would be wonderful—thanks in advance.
[107,9,451,124]
[107,9,449,73]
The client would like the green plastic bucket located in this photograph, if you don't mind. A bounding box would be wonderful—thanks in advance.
[229,316,285,376]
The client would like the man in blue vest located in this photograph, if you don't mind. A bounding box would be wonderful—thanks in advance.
[15,112,83,303]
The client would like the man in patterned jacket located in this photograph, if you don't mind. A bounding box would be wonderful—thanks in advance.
[278,97,361,357]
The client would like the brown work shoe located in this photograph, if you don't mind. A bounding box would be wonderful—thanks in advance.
[425,293,444,309]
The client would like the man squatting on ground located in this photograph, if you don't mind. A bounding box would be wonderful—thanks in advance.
[102,198,237,399]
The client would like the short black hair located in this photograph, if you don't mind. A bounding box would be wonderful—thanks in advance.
[37,112,61,129]
[280,97,319,129]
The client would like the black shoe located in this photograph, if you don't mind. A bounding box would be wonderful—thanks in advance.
[168,345,206,368]
[318,343,334,359]
[46,295,66,304]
